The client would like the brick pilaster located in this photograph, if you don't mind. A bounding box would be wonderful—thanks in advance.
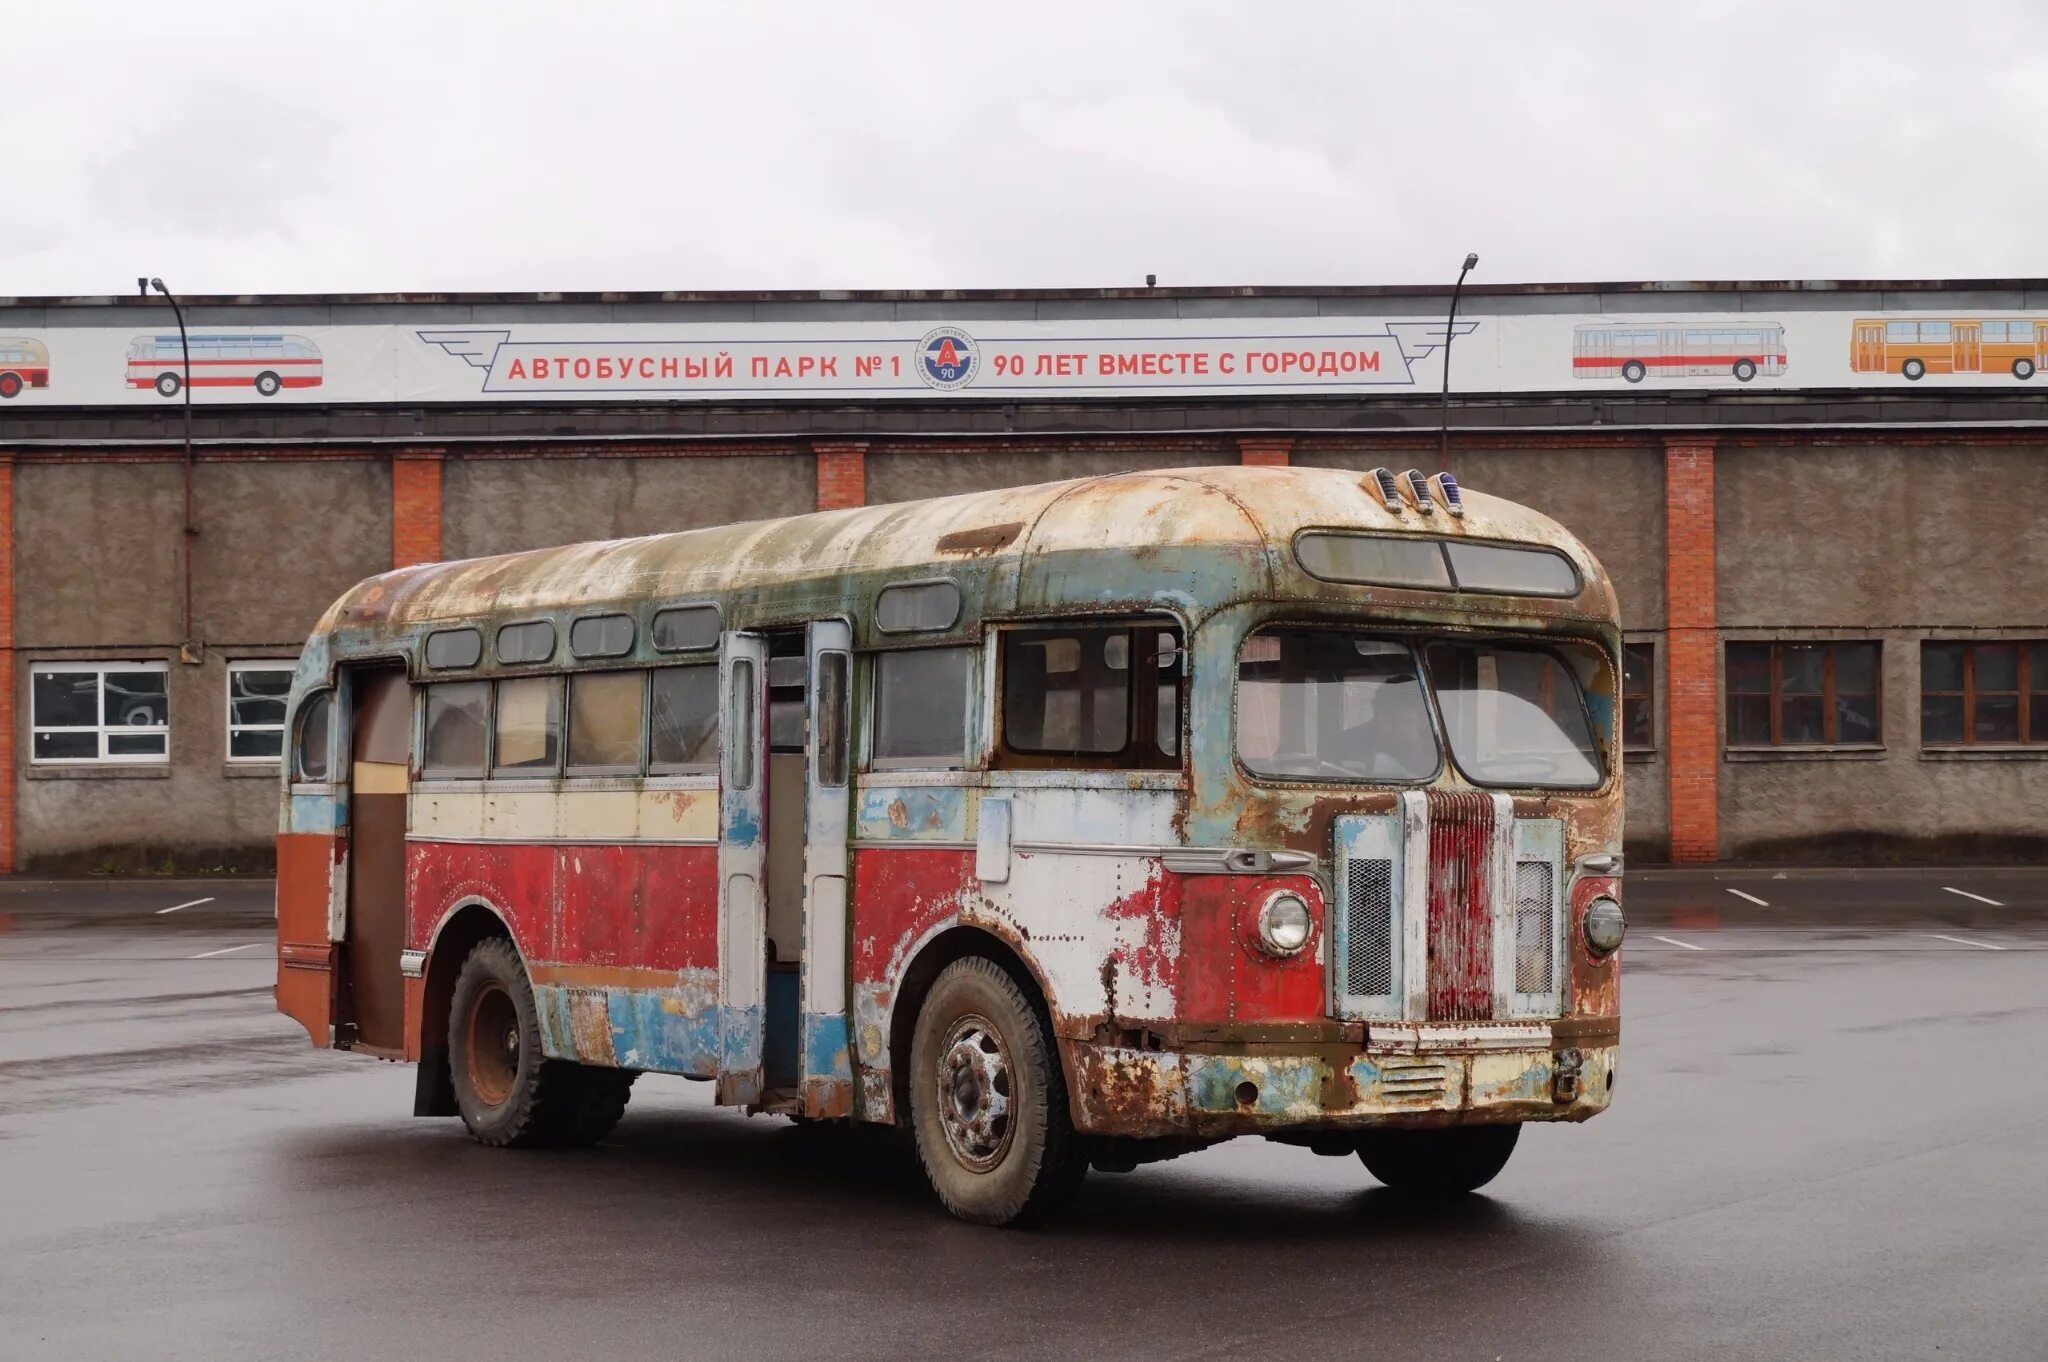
[1664,437,1719,862]
[1237,436,1294,467]
[814,442,868,511]
[0,455,14,873]
[391,452,444,568]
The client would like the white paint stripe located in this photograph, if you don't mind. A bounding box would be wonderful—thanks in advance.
[1725,888,1770,907]
[1942,886,2003,907]
[1651,935,1706,952]
[189,942,264,959]
[1929,933,2005,951]
[156,897,216,915]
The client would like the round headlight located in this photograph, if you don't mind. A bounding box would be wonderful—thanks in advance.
[1583,896,1625,956]
[1256,891,1314,957]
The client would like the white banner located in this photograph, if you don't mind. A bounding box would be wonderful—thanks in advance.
[0,311,2037,406]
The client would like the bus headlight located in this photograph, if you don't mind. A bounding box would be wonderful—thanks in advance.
[1583,897,1625,956]
[1256,891,1314,957]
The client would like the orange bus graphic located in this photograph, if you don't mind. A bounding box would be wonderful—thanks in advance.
[125,333,324,398]
[0,337,50,399]
[1850,318,2046,381]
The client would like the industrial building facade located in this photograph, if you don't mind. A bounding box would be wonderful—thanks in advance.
[1,280,2043,871]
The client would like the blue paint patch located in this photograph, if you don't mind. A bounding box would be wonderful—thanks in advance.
[724,803,761,846]
[721,1002,763,1072]
[533,984,580,1061]
[855,785,968,841]
[1187,1054,1322,1115]
[801,1011,853,1083]
[605,989,721,1076]
[288,792,340,834]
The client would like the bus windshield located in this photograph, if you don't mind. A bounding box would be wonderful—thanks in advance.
[1235,629,1605,789]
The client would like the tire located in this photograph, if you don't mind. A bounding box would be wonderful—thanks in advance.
[447,936,616,1149]
[0,372,21,400]
[155,372,181,397]
[1733,358,1757,382]
[2014,358,2035,380]
[1357,1123,1520,1195]
[1620,360,1646,384]
[908,956,1087,1226]
[1901,358,1925,381]
[254,370,281,396]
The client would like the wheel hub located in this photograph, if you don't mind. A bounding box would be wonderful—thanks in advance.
[936,1015,1014,1170]
[464,982,521,1108]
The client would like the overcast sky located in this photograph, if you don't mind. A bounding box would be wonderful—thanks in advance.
[6,2,2046,297]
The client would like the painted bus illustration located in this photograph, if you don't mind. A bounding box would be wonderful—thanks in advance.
[1572,323,1786,383]
[1850,318,2046,381]
[125,333,324,397]
[0,337,50,399]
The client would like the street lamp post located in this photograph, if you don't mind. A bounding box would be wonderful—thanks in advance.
[139,277,199,660]
[1438,252,1479,471]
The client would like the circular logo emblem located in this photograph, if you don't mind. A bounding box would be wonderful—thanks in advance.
[915,326,980,390]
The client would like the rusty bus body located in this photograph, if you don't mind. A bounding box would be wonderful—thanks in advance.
[275,464,1625,1224]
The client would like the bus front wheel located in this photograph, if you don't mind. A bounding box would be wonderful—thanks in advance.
[1902,358,1926,381]
[1357,1122,1520,1195]
[1620,360,1646,383]
[154,372,181,397]
[2014,358,2035,380]
[255,371,282,397]
[447,936,635,1149]
[1733,358,1757,382]
[908,956,1087,1226]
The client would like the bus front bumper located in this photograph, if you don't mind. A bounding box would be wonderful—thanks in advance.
[1064,1023,1617,1139]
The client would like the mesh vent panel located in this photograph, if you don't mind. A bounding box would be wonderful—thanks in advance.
[1514,860,1555,994]
[1345,857,1395,999]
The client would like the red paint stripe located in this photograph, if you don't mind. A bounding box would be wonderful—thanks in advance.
[126,376,326,389]
[1425,791,1494,1021]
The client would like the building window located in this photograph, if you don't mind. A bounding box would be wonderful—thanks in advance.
[1622,643,1654,752]
[30,662,170,763]
[1726,641,1881,747]
[1922,641,2048,746]
[227,662,295,762]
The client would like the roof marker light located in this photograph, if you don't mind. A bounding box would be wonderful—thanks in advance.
[1401,469,1435,513]
[1363,466,1404,511]
[1430,471,1465,516]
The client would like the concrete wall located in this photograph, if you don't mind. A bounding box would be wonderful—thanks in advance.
[1714,442,2048,860]
[13,459,389,870]
[443,454,814,559]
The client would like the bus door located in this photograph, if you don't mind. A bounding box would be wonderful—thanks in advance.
[799,619,854,1118]
[340,666,409,1054]
[1954,322,1982,373]
[1853,323,1884,373]
[716,631,769,1106]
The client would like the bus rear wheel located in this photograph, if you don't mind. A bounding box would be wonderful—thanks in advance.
[1357,1123,1520,1195]
[1733,358,1757,382]
[255,370,282,396]
[0,372,21,400]
[154,372,181,397]
[1901,358,1926,381]
[908,956,1087,1226]
[1620,360,1646,383]
[2014,358,2035,380]
[447,937,633,1149]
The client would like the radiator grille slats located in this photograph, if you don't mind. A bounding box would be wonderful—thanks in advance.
[1513,860,1555,995]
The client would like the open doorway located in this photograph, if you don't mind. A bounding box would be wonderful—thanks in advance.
[762,632,808,1094]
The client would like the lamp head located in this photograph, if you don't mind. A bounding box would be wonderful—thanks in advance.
[148,278,167,296]
[1462,253,1479,271]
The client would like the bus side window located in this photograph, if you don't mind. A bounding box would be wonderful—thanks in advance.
[421,681,488,778]
[997,621,1183,771]
[871,647,973,769]
[649,666,720,773]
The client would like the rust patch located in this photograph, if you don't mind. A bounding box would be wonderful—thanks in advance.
[935,521,1025,556]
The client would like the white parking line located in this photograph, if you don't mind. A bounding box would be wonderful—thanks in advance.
[1942,887,2003,907]
[1725,888,1770,907]
[189,942,263,959]
[1651,935,1706,951]
[1928,933,2005,951]
[156,897,216,915]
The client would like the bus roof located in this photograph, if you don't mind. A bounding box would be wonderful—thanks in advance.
[317,465,1616,643]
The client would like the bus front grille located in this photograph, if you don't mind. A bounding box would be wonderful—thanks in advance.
[1343,855,1396,1000]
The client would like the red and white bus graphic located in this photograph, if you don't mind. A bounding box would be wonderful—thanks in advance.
[0,337,50,399]
[1572,322,1787,383]
[125,333,323,398]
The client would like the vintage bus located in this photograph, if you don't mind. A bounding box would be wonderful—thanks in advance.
[126,333,324,397]
[0,337,50,399]
[1850,317,2048,380]
[1572,322,1786,383]
[274,465,1626,1226]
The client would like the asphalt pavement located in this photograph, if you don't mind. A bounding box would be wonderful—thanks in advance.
[2,870,2045,1361]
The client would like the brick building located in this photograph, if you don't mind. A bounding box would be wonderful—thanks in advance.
[1,281,2043,870]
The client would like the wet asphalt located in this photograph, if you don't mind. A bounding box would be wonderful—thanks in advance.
[1,871,2044,1361]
